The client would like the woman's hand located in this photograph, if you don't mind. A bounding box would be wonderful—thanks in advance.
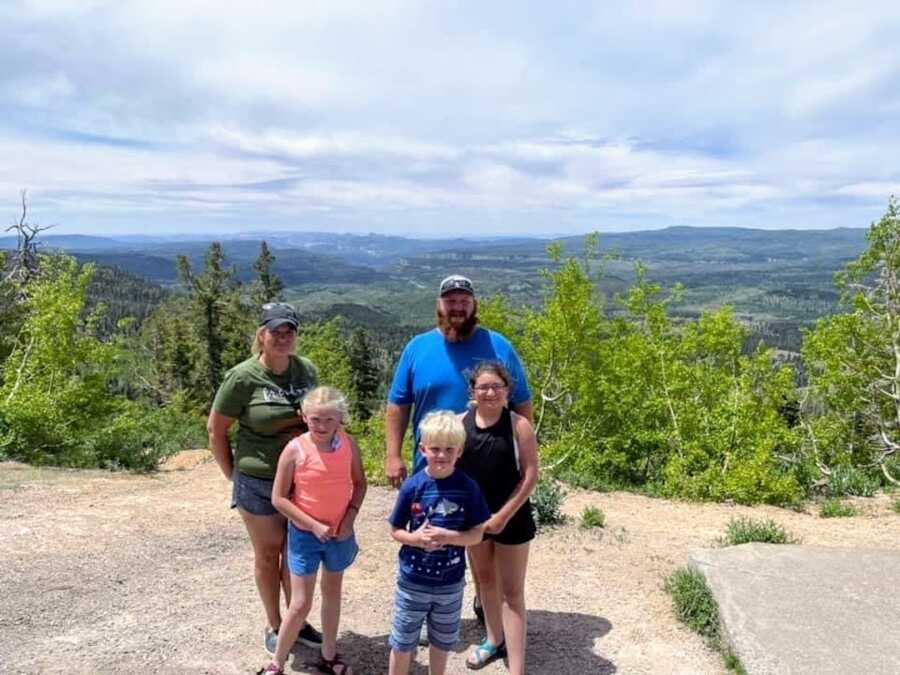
[484,512,510,535]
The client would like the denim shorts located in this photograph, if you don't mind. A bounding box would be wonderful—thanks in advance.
[389,578,465,653]
[231,471,278,516]
[287,522,359,576]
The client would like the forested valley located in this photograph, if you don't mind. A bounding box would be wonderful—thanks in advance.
[2,198,899,506]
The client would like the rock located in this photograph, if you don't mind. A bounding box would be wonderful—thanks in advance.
[690,543,900,675]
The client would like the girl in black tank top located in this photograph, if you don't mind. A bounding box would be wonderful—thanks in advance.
[460,360,538,675]
[459,407,536,543]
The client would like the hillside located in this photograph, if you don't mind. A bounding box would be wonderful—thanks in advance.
[3,226,870,350]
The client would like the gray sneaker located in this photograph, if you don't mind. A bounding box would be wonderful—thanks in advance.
[264,627,278,655]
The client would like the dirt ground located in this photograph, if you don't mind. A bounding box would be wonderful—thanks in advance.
[2,452,900,675]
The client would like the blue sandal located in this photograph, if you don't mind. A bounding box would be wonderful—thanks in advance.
[466,639,506,670]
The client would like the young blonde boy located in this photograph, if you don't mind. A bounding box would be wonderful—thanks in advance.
[387,411,491,675]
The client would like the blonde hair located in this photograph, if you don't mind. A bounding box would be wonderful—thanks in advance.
[418,410,466,449]
[251,327,266,355]
[251,326,297,356]
[300,386,350,424]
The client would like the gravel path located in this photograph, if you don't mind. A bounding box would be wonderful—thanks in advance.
[2,455,899,674]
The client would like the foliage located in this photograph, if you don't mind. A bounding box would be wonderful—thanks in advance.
[891,498,900,514]
[177,243,251,399]
[347,406,387,486]
[824,465,879,498]
[579,504,606,529]
[0,251,25,369]
[665,567,747,674]
[0,255,200,469]
[348,327,381,420]
[819,498,858,518]
[531,476,567,528]
[250,241,285,305]
[665,567,720,640]
[482,239,803,505]
[720,517,796,546]
[297,318,354,404]
[801,197,900,490]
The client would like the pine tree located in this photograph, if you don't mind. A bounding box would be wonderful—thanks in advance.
[251,241,284,306]
[177,243,240,399]
[348,327,381,420]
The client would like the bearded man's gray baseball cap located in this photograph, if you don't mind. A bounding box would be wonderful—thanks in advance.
[439,274,475,296]
[259,302,299,330]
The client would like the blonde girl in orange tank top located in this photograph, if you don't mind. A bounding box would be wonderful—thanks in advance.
[263,386,367,675]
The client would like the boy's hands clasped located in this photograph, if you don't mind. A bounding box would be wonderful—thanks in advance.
[410,518,456,551]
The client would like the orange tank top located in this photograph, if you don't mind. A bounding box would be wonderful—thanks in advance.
[288,430,354,531]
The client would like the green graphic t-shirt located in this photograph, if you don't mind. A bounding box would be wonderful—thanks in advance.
[212,355,318,479]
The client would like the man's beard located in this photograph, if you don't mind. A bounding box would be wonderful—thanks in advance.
[436,305,479,342]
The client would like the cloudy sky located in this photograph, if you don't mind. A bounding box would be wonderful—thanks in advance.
[2,1,899,237]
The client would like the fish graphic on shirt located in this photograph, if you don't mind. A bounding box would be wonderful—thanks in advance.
[430,498,460,517]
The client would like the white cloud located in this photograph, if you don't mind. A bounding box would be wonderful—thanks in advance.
[1,2,899,234]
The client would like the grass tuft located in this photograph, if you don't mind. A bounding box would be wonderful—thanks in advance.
[579,505,606,529]
[720,516,796,546]
[892,499,900,514]
[665,567,720,639]
[819,498,858,518]
[665,566,746,674]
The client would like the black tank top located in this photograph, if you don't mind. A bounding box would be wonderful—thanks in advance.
[458,407,520,512]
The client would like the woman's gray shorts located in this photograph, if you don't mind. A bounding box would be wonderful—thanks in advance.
[231,471,278,516]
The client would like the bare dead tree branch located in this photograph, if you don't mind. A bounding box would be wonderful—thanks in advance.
[3,190,54,290]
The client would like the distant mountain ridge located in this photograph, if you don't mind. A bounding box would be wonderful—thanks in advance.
[0,225,870,271]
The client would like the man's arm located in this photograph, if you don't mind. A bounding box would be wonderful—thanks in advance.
[385,402,411,488]
[511,399,534,424]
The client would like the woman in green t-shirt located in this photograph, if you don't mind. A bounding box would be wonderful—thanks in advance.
[208,302,322,655]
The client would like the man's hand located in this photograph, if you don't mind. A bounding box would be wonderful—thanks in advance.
[385,454,408,489]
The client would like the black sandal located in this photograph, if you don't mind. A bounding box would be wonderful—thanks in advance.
[317,652,352,675]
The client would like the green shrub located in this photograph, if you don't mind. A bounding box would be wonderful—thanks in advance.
[665,567,747,674]
[347,406,420,487]
[891,499,900,514]
[721,517,796,546]
[579,505,606,529]
[531,476,567,528]
[819,498,857,518]
[665,567,720,640]
[824,466,879,497]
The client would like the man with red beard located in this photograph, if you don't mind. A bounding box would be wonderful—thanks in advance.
[385,275,533,484]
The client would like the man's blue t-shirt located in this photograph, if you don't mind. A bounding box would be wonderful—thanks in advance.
[388,469,491,587]
[388,327,531,473]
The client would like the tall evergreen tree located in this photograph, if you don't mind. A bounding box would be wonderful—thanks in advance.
[251,241,284,306]
[177,243,240,399]
[348,327,381,420]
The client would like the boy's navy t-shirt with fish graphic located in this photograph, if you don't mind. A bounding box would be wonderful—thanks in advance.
[388,468,491,586]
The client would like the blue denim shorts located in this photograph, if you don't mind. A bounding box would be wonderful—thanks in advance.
[389,578,465,653]
[231,471,278,516]
[287,522,359,576]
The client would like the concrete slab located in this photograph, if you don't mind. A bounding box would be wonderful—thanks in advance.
[690,544,900,675]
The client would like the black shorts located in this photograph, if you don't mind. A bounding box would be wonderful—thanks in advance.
[485,500,536,546]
